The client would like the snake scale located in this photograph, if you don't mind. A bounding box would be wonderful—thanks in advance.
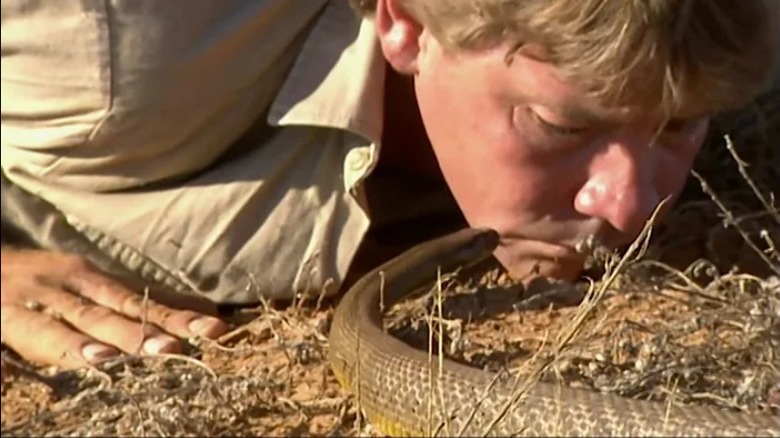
[328,228,779,436]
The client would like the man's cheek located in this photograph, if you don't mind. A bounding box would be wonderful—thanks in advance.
[680,119,710,162]
[658,121,709,199]
[653,153,698,218]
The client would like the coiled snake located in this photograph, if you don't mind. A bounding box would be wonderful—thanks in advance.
[328,229,779,436]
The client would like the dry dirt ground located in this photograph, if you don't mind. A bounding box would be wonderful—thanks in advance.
[2,95,779,437]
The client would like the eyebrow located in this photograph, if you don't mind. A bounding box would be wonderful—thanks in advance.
[519,72,706,126]
[556,105,709,130]
[556,104,609,125]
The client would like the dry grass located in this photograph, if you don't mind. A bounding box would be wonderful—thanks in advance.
[2,92,778,437]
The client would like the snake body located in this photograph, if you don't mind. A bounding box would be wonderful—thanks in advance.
[328,228,780,437]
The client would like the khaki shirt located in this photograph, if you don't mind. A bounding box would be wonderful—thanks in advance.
[1,1,388,303]
[6,1,775,304]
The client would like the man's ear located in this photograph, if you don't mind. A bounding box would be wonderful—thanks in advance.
[375,0,423,75]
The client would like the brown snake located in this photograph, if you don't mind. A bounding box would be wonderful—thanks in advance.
[328,228,780,436]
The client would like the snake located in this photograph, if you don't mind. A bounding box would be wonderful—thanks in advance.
[327,227,780,437]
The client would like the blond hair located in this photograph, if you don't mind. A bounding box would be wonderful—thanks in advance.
[351,0,779,118]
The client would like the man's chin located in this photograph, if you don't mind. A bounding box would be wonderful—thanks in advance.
[495,246,586,284]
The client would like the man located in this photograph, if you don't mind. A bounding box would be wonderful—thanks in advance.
[1,0,778,369]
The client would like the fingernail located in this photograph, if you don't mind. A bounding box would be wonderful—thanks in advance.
[188,316,225,338]
[82,343,119,363]
[142,335,180,354]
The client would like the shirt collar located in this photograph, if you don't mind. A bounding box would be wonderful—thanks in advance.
[267,2,385,147]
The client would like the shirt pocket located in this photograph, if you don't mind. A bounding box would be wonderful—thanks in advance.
[1,0,113,150]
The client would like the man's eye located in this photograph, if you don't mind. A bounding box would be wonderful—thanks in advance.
[528,108,587,136]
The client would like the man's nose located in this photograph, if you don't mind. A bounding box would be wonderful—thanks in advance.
[574,139,661,236]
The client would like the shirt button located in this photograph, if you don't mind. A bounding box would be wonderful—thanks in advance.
[349,147,371,172]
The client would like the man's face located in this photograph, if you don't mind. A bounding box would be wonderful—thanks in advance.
[412,33,709,282]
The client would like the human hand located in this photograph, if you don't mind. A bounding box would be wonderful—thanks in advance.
[0,248,229,368]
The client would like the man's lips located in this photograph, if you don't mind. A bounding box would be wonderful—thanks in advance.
[496,236,586,260]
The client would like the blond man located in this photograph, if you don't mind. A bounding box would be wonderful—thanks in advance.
[1,0,778,368]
